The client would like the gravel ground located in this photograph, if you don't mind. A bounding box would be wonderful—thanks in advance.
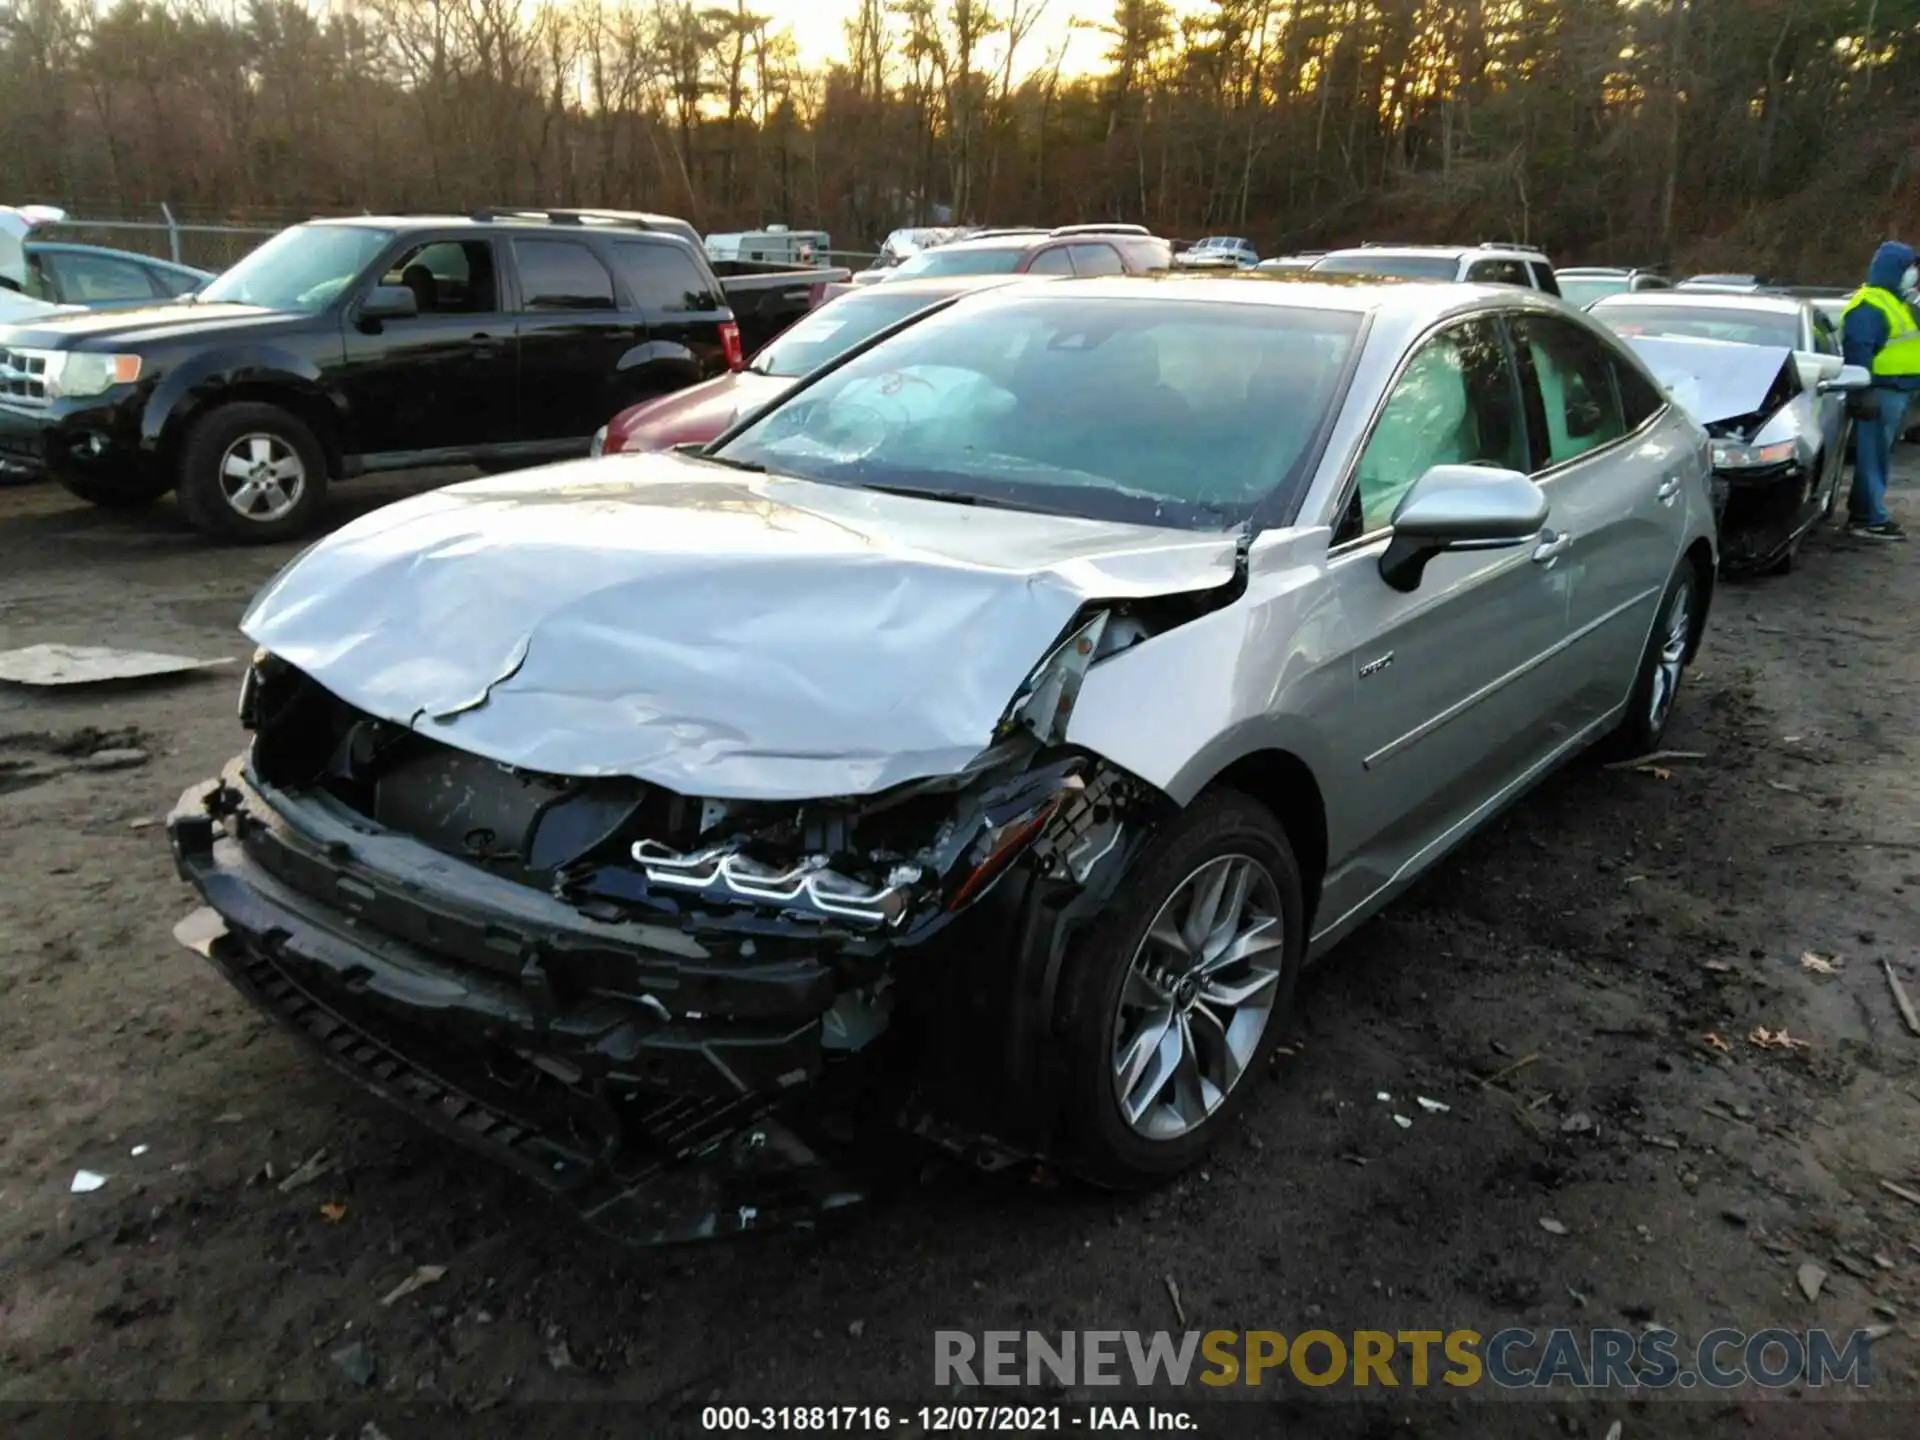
[0,468,1916,1439]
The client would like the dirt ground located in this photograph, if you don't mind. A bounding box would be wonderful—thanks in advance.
[1,464,1917,1440]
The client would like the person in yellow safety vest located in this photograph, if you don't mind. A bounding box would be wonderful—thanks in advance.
[1839,240,1920,541]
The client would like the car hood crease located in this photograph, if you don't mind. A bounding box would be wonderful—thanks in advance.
[240,454,1240,800]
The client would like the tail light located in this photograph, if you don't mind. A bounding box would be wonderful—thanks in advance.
[719,320,744,371]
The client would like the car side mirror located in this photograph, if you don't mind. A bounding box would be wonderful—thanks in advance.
[1794,350,1842,390]
[1818,362,1872,394]
[1379,464,1549,594]
[359,285,418,326]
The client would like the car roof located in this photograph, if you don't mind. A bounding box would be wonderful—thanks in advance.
[308,213,699,241]
[928,232,1051,253]
[1320,244,1548,261]
[25,239,210,275]
[1592,289,1805,315]
[832,273,1051,300]
[939,272,1574,340]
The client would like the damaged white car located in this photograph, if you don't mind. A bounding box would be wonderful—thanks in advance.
[1591,290,1869,573]
[169,276,1719,1244]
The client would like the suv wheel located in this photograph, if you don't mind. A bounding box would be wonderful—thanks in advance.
[1054,789,1304,1188]
[55,469,175,509]
[175,403,329,543]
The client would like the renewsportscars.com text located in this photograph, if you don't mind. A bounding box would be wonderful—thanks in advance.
[934,1327,1878,1390]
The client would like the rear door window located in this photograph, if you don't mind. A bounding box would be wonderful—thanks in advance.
[1528,262,1560,296]
[611,239,721,312]
[1510,314,1629,469]
[1066,243,1126,277]
[1024,247,1074,275]
[1466,258,1531,288]
[512,239,616,312]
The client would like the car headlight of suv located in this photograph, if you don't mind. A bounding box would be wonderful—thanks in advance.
[1709,438,1796,470]
[28,350,144,399]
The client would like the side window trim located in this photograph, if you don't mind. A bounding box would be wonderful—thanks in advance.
[1325,309,1519,551]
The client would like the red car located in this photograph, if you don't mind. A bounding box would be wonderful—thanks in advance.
[593,274,1056,455]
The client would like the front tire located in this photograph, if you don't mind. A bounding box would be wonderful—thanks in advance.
[1604,563,1698,759]
[174,403,329,544]
[1054,789,1304,1189]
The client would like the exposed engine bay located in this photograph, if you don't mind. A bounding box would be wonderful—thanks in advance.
[237,602,1186,949]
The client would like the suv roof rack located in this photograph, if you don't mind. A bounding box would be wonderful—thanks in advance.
[966,226,1048,239]
[1051,222,1150,237]
[471,206,638,228]
[1476,240,1540,253]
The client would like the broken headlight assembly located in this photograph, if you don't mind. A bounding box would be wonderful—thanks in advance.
[626,607,1155,933]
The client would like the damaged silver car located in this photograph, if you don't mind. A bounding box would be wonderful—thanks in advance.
[169,275,1719,1244]
[1591,290,1868,573]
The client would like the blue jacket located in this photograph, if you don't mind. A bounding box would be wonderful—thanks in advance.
[1842,241,1920,389]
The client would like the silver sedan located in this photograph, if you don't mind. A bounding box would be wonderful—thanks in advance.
[172,275,1719,1233]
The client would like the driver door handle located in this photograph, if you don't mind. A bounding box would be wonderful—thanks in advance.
[1655,474,1682,504]
[1532,530,1574,564]
[469,332,500,353]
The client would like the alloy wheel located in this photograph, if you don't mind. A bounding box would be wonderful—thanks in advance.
[1110,854,1285,1141]
[218,433,305,522]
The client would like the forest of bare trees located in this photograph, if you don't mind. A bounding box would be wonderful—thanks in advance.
[2,0,1917,279]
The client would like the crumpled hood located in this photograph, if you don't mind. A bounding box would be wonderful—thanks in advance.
[1625,335,1792,425]
[241,453,1240,800]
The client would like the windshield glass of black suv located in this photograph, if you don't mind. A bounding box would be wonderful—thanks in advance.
[199,224,393,312]
[713,295,1362,528]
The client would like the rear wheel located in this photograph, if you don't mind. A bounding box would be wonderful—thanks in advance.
[174,403,329,544]
[54,469,174,509]
[1054,789,1304,1189]
[1603,563,1698,759]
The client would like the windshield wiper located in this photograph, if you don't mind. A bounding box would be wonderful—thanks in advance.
[853,481,1036,512]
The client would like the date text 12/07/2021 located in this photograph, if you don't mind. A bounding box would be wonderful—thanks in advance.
[700,1405,1199,1432]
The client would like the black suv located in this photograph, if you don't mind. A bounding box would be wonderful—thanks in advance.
[0,208,824,542]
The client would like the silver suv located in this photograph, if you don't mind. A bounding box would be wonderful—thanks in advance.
[1310,241,1560,294]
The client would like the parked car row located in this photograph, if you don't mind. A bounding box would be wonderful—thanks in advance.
[165,266,1724,1246]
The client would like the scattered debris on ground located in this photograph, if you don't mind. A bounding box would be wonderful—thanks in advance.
[0,642,232,687]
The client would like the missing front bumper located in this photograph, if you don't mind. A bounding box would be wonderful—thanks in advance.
[167,775,867,1245]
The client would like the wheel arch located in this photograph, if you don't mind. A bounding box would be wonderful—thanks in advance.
[1683,536,1715,661]
[1201,748,1329,931]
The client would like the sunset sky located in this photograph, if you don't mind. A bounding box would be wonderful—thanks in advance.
[752,1,1121,81]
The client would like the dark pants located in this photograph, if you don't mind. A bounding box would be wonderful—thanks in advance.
[1850,387,1911,527]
